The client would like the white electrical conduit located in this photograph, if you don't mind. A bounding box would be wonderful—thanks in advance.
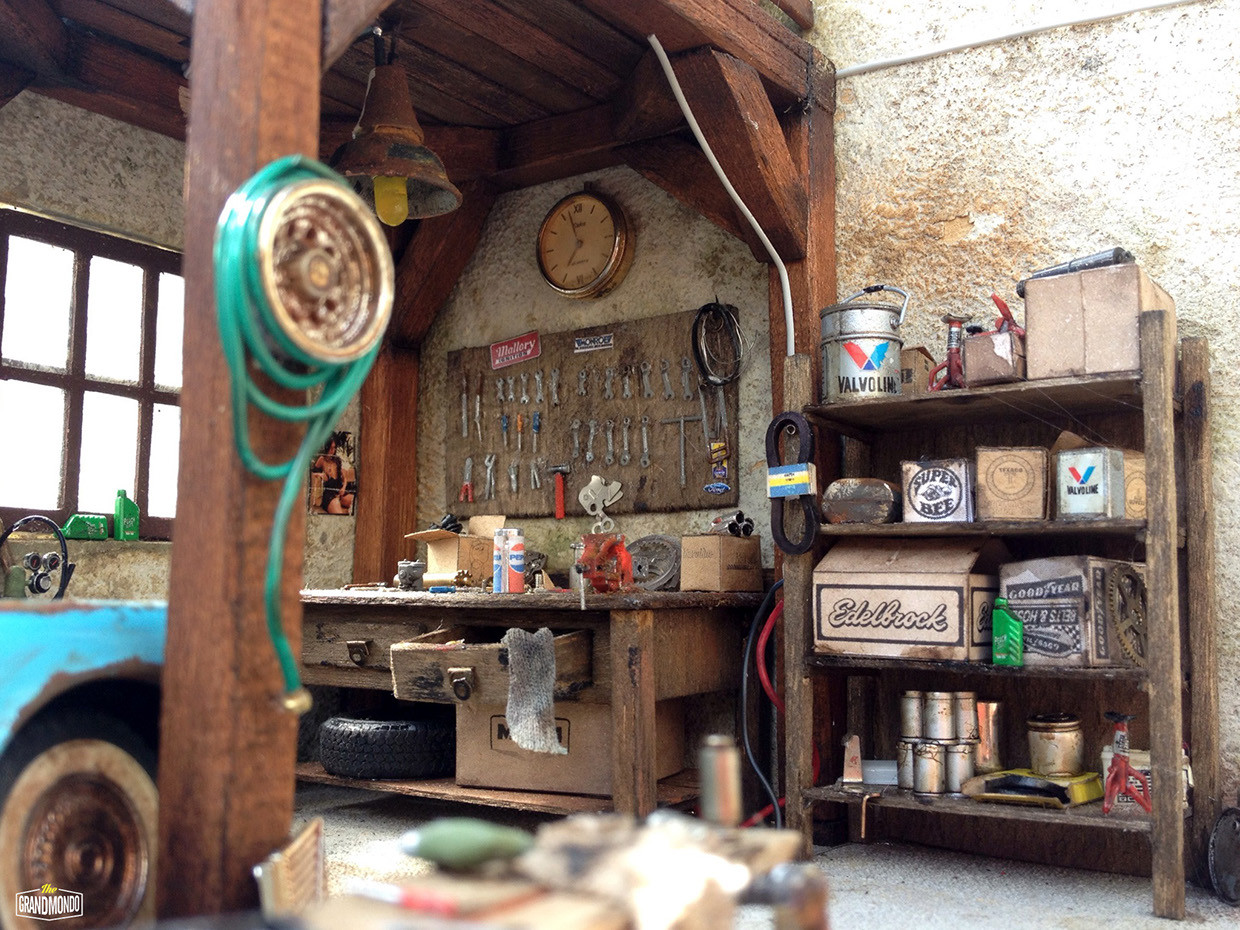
[835,0,1207,79]
[647,34,797,359]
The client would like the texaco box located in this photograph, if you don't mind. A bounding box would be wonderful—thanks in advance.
[902,458,975,522]
[813,538,1009,661]
[976,446,1048,520]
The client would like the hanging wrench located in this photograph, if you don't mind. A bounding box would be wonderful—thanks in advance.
[640,361,653,398]
[496,378,505,404]
[620,416,632,466]
[551,368,561,406]
[483,453,497,500]
[508,460,519,494]
[603,367,616,401]
[661,359,673,400]
[534,370,544,405]
[640,416,651,468]
[506,376,515,402]
[571,418,582,460]
[474,393,482,442]
[604,419,615,466]
[577,368,589,397]
[585,418,597,464]
[681,356,693,400]
[622,366,633,399]
[520,372,529,404]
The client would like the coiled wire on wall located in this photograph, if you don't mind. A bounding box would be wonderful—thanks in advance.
[215,155,387,710]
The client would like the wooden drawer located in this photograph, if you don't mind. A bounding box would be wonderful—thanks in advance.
[302,616,438,674]
[391,627,593,704]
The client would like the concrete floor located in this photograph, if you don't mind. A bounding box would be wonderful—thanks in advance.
[293,785,1238,929]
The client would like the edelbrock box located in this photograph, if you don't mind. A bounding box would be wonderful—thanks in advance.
[813,538,1008,662]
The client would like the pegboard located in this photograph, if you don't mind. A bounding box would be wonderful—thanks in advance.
[444,309,740,519]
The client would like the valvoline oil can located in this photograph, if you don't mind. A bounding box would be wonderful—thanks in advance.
[820,284,908,403]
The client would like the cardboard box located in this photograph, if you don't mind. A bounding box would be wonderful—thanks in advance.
[976,447,1047,521]
[963,330,1026,386]
[1000,556,1144,667]
[901,459,975,522]
[405,515,505,586]
[813,538,1008,662]
[680,535,762,592]
[455,699,685,796]
[1049,432,1143,519]
[1100,746,1191,808]
[900,346,936,395]
[1024,264,1175,380]
[1056,447,1125,521]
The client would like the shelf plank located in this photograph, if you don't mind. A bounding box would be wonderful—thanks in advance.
[295,763,701,815]
[804,784,1154,834]
[805,370,1147,431]
[817,518,1146,539]
[805,653,1147,682]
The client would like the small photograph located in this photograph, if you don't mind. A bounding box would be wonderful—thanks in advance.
[309,430,357,516]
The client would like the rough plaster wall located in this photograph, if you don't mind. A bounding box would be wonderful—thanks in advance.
[417,167,772,572]
[303,393,361,589]
[811,0,1240,791]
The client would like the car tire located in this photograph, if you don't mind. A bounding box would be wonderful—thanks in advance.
[319,714,454,780]
[0,710,157,930]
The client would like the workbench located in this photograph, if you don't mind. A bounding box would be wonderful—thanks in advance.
[298,589,764,817]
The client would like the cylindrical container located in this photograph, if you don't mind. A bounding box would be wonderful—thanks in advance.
[923,691,955,741]
[953,691,979,741]
[505,528,525,593]
[945,742,976,794]
[568,541,585,594]
[1027,713,1084,777]
[913,741,946,795]
[698,734,742,827]
[975,700,1004,774]
[900,690,924,739]
[896,739,916,790]
[819,285,908,403]
[492,529,507,593]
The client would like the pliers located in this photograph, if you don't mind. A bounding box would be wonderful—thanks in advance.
[458,456,474,503]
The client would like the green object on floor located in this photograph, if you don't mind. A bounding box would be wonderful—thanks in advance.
[400,818,534,870]
[62,514,108,540]
[3,565,26,598]
[114,489,140,540]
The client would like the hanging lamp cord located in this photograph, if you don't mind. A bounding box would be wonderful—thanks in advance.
[214,154,386,711]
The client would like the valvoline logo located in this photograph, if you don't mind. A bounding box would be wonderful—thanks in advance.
[842,341,890,371]
[1069,466,1095,485]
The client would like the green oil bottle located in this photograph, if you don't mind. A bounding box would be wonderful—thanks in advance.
[114,489,140,541]
[991,596,1024,667]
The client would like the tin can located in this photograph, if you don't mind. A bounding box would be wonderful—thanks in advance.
[900,690,924,739]
[953,691,979,741]
[902,458,976,523]
[819,285,908,403]
[1056,446,1125,521]
[1027,713,1084,777]
[975,700,1004,774]
[913,741,946,795]
[505,528,525,593]
[896,739,916,789]
[945,742,976,794]
[699,734,742,827]
[923,691,955,741]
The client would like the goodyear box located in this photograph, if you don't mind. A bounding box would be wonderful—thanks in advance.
[813,538,1008,662]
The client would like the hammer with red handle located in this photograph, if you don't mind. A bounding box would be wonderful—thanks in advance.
[548,463,571,519]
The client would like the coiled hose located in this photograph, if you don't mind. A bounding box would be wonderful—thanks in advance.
[214,155,387,709]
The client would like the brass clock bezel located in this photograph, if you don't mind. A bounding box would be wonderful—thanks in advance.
[535,190,635,299]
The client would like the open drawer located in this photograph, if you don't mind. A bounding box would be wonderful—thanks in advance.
[390,627,593,704]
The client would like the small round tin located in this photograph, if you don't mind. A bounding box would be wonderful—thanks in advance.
[896,739,917,790]
[913,741,946,795]
[1027,713,1084,777]
[953,691,979,741]
[900,690,924,739]
[923,691,955,741]
[945,741,976,794]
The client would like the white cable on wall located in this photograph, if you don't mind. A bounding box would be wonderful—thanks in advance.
[835,0,1207,79]
[647,33,798,359]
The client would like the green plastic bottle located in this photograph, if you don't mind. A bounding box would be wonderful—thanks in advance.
[991,596,1024,667]
[114,489,140,541]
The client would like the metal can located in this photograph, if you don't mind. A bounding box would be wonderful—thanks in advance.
[1027,713,1084,777]
[953,691,979,741]
[945,742,976,794]
[698,734,742,828]
[819,285,908,403]
[900,690,924,739]
[492,529,506,593]
[975,700,1004,774]
[505,528,525,593]
[923,691,954,741]
[896,739,917,790]
[913,741,946,795]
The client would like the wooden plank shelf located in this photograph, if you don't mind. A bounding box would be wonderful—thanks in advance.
[805,784,1156,834]
[805,653,1147,682]
[804,370,1148,432]
[817,518,1147,539]
[295,763,701,815]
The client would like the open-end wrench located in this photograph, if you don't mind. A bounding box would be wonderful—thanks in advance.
[640,361,653,398]
[681,357,693,400]
[577,368,588,397]
[586,418,597,464]
[534,370,544,404]
[661,359,673,400]
[506,375,515,402]
[640,415,651,468]
[520,372,529,404]
[496,378,505,404]
[604,418,615,465]
[620,416,632,466]
[550,368,561,406]
[622,367,633,399]
[571,419,581,460]
[603,367,616,400]
[483,453,497,500]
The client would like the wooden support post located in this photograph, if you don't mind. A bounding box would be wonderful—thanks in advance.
[1139,310,1184,919]
[1181,337,1221,876]
[610,609,657,817]
[157,0,321,916]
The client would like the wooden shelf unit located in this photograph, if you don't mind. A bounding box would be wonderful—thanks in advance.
[781,314,1219,920]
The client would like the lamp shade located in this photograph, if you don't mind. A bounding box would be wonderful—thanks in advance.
[330,64,462,221]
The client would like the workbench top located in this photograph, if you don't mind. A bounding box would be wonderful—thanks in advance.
[301,588,767,612]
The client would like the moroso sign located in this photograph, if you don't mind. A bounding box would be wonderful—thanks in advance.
[15,886,84,922]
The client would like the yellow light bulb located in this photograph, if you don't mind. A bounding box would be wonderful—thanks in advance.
[372,175,409,226]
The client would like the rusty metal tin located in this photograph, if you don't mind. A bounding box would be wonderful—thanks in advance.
[900,690,924,739]
[975,700,1004,774]
[945,741,977,794]
[953,691,979,741]
[896,739,917,789]
[913,741,946,795]
[1027,713,1084,777]
[923,691,955,741]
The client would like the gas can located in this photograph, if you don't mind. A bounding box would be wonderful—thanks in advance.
[819,285,908,403]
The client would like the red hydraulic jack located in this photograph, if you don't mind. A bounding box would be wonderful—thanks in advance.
[928,312,972,391]
[1102,711,1153,814]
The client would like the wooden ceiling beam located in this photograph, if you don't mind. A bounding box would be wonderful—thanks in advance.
[321,0,391,71]
[0,59,33,109]
[52,0,191,64]
[770,0,814,31]
[0,0,70,78]
[104,0,192,35]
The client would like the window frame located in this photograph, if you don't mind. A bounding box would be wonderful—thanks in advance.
[0,210,182,540]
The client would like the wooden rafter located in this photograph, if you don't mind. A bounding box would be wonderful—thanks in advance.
[0,59,32,108]
[322,0,392,72]
[0,0,69,78]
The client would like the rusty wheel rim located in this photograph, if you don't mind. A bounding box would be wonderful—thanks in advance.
[20,774,147,928]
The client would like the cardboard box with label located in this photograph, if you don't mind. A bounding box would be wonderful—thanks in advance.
[975,447,1047,521]
[901,459,975,523]
[680,535,762,592]
[900,346,936,395]
[1050,431,1143,520]
[963,330,1026,386]
[813,538,1008,661]
[1024,263,1175,380]
[455,699,685,796]
[405,515,504,586]
[1000,556,1145,667]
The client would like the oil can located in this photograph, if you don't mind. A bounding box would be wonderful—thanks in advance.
[820,285,908,403]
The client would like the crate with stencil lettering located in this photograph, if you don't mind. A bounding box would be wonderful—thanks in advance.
[813,537,1008,662]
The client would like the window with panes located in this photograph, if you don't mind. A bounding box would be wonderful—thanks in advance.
[0,210,183,539]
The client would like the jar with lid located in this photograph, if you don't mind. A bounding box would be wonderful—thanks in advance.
[1027,713,1084,777]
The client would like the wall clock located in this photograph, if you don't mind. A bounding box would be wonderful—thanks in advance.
[536,189,634,299]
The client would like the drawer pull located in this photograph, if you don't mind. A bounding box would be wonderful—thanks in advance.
[346,640,372,665]
[448,667,475,701]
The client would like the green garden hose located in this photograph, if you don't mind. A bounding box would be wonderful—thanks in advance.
[214,155,392,710]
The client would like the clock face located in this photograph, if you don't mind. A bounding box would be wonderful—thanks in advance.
[536,191,633,298]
